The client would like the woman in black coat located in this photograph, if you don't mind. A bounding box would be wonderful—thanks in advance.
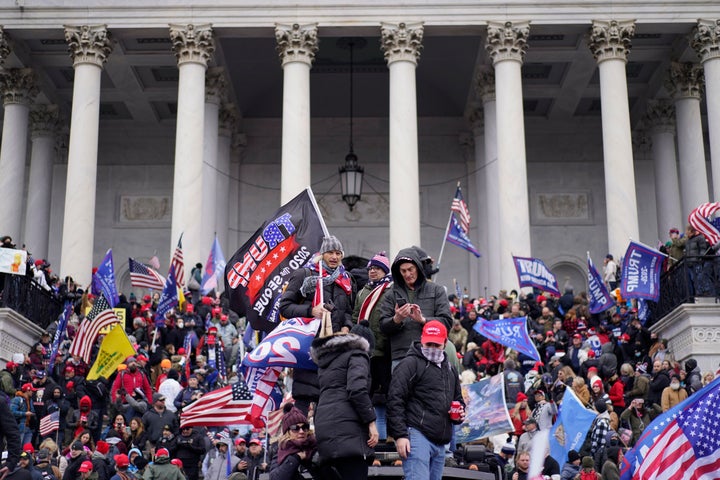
[310,333,378,480]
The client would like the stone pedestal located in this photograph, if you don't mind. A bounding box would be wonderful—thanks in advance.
[0,308,45,366]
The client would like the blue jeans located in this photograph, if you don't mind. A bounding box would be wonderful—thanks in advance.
[403,427,445,480]
[374,405,387,441]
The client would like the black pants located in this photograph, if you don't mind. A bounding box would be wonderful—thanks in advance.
[326,457,369,480]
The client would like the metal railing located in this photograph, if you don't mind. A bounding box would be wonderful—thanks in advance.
[650,255,720,321]
[0,273,63,330]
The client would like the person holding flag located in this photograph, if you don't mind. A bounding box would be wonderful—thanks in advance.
[279,235,355,415]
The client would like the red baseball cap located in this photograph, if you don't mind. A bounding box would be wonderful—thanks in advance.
[420,320,447,345]
[114,454,130,468]
[79,461,93,473]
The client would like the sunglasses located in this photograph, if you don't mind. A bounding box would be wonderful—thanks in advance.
[289,423,310,432]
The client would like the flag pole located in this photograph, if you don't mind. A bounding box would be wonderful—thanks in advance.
[436,210,454,268]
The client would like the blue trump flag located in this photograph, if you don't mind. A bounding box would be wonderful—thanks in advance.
[93,249,119,307]
[155,268,178,326]
[243,317,321,370]
[620,241,665,301]
[587,254,614,314]
[201,235,227,295]
[512,256,561,296]
[446,215,481,257]
[48,303,73,371]
[474,316,541,361]
[549,387,597,467]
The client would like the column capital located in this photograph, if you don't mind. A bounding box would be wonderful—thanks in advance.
[205,66,226,104]
[588,19,635,64]
[64,25,113,68]
[380,22,424,66]
[30,104,60,139]
[0,68,38,106]
[466,105,484,132]
[644,99,675,134]
[632,129,651,154]
[219,103,239,137]
[0,27,11,66]
[485,21,530,64]
[474,67,496,103]
[169,23,214,67]
[275,23,318,67]
[666,62,704,100]
[692,19,720,63]
[232,132,248,156]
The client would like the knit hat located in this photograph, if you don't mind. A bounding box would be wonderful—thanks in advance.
[582,456,594,469]
[594,398,608,413]
[160,359,172,369]
[516,392,528,402]
[281,406,308,434]
[367,252,390,274]
[320,235,343,254]
[568,450,581,463]
[350,320,375,353]
[500,442,516,455]
[36,449,50,462]
[96,440,110,455]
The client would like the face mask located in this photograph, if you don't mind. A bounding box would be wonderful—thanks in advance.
[421,346,445,365]
[671,383,680,390]
[177,321,184,329]
[129,366,138,373]
[635,351,642,357]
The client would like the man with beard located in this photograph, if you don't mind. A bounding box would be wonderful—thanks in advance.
[110,357,153,422]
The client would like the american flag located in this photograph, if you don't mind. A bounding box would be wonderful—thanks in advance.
[68,294,121,363]
[245,365,283,422]
[620,376,720,480]
[688,202,720,246]
[180,380,253,428]
[171,234,186,289]
[39,411,60,436]
[451,184,471,234]
[128,257,166,290]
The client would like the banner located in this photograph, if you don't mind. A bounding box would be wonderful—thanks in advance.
[242,317,321,370]
[512,256,560,296]
[225,188,326,333]
[456,374,513,443]
[446,215,481,257]
[620,241,664,301]
[548,387,597,467]
[0,248,26,275]
[86,323,136,380]
[94,249,119,307]
[201,235,227,295]
[587,254,614,314]
[474,317,541,361]
[155,268,179,325]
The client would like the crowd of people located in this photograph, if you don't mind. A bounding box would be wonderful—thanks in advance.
[0,232,718,480]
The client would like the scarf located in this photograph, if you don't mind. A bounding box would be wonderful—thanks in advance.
[421,347,445,366]
[277,435,317,466]
[358,279,392,323]
[299,261,352,298]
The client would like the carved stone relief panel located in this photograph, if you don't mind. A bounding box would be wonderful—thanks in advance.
[118,195,171,225]
[317,194,389,225]
[531,191,593,225]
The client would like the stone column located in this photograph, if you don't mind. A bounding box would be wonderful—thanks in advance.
[475,68,500,297]
[23,105,59,259]
[381,22,424,257]
[644,100,683,238]
[60,25,112,285]
[169,23,214,273]
[275,23,318,205]
[693,19,720,199]
[200,67,225,254]
[0,68,38,241]
[588,20,640,258]
[216,104,237,253]
[467,109,488,294]
[666,62,708,216]
[486,21,532,291]
[228,133,246,251]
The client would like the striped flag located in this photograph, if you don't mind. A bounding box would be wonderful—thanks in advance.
[244,365,283,423]
[39,411,60,436]
[171,234,186,289]
[620,376,720,480]
[451,184,471,234]
[180,381,253,428]
[128,257,165,290]
[688,202,720,246]
[68,294,121,363]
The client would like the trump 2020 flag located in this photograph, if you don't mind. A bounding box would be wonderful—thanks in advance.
[549,387,597,467]
[620,376,720,480]
[456,373,513,443]
[225,187,326,333]
[512,256,561,296]
[155,268,179,326]
[474,317,541,361]
[446,215,481,257]
[201,235,227,295]
[587,254,614,314]
[94,249,119,308]
[620,241,664,301]
[242,317,321,371]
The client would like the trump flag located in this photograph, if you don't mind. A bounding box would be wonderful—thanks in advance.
[587,254,614,314]
[474,317,540,361]
[512,256,561,296]
[225,188,326,333]
[620,241,664,301]
[242,317,321,370]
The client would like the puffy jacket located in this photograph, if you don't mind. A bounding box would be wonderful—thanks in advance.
[379,248,453,361]
[143,455,185,480]
[311,334,376,463]
[387,342,462,445]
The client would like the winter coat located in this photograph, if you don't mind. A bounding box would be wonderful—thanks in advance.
[142,455,184,480]
[647,370,670,407]
[0,392,21,471]
[202,448,240,480]
[379,248,453,361]
[111,370,153,403]
[387,341,462,445]
[173,429,206,466]
[10,393,35,436]
[660,385,687,412]
[90,452,113,480]
[141,408,177,443]
[352,280,392,358]
[561,463,580,480]
[310,334,376,463]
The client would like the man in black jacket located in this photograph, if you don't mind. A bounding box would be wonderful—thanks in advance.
[387,321,464,480]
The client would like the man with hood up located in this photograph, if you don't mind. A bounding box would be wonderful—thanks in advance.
[379,247,452,367]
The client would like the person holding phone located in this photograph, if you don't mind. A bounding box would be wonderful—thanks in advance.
[379,248,452,370]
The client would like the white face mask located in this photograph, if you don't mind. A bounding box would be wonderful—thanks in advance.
[671,383,680,390]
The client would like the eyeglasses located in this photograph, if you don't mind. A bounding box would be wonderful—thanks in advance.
[289,423,310,432]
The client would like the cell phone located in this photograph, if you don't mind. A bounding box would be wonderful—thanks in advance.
[396,298,407,307]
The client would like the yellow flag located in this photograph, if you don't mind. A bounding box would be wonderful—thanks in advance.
[177,287,186,311]
[86,323,136,381]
